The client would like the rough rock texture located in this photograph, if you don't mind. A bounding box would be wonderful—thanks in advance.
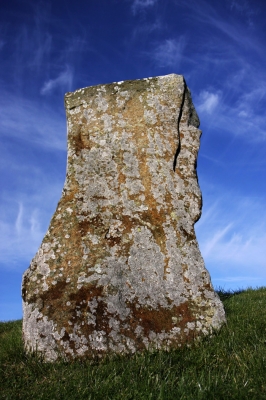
[22,74,225,361]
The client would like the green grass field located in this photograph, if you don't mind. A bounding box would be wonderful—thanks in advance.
[1,288,266,399]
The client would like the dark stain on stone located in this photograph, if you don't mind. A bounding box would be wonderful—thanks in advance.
[128,301,195,336]
[72,126,83,155]
[22,274,30,302]
[180,226,196,241]
[69,285,103,304]
[45,281,68,301]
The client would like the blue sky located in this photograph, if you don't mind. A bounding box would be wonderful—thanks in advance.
[1,0,266,321]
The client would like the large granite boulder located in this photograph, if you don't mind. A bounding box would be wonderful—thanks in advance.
[22,74,225,361]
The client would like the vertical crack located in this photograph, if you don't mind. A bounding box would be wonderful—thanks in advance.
[173,78,187,171]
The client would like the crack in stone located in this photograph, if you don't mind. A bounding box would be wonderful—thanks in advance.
[173,77,187,172]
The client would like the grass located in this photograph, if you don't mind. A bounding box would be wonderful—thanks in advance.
[1,288,266,399]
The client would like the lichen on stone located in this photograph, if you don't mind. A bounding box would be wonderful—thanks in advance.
[22,74,226,361]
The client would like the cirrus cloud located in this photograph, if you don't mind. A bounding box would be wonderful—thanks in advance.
[197,90,220,114]
[151,37,187,68]
[131,0,158,14]
[41,66,73,95]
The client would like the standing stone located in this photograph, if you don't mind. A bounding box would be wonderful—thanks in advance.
[22,74,225,361]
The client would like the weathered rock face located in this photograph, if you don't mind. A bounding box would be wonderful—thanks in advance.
[22,74,225,361]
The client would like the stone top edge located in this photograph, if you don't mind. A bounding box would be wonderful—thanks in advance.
[64,73,185,110]
[65,73,183,97]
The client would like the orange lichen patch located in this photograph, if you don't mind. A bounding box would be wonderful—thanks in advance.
[44,281,68,301]
[38,286,104,331]
[24,279,69,311]
[200,281,214,292]
[63,287,114,336]
[78,216,103,236]
[140,209,166,239]
[69,125,84,155]
[60,190,77,203]
[128,301,194,335]
[69,285,103,304]
[182,264,190,284]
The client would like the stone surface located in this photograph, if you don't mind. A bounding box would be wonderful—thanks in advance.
[22,74,226,361]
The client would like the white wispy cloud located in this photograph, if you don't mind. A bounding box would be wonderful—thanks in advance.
[236,81,266,111]
[216,96,265,141]
[6,2,84,91]
[203,223,233,257]
[15,202,23,235]
[131,19,162,40]
[151,37,187,68]
[0,205,43,269]
[229,0,257,26]
[195,195,266,289]
[41,66,73,95]
[12,12,52,75]
[177,0,264,58]
[202,231,266,268]
[197,91,220,114]
[0,181,63,271]
[214,276,257,283]
[0,89,67,151]
[230,0,250,13]
[30,33,52,71]
[195,66,266,141]
[131,0,158,14]
[30,209,41,234]
[178,0,265,134]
